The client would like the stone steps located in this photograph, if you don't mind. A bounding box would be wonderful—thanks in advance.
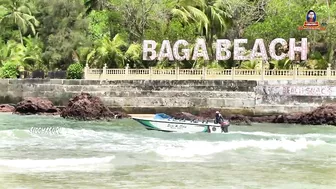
[26,90,255,99]
[30,84,255,92]
[99,96,256,108]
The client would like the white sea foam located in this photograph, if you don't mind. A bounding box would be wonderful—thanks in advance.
[230,131,336,139]
[0,128,331,163]
[154,138,326,162]
[0,156,115,172]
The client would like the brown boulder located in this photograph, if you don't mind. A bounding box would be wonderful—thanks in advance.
[0,104,15,112]
[171,111,252,125]
[299,104,336,125]
[249,115,277,123]
[227,114,252,125]
[171,112,204,120]
[168,104,336,126]
[111,111,131,119]
[60,93,129,120]
[14,98,59,115]
[198,109,217,119]
[247,104,336,126]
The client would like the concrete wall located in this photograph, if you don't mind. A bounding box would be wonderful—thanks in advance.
[0,79,335,115]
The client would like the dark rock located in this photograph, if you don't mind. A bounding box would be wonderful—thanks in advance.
[249,115,276,123]
[198,109,252,125]
[0,104,15,112]
[247,104,336,126]
[60,92,129,121]
[14,98,59,115]
[168,104,336,126]
[227,114,251,125]
[299,104,336,125]
[282,113,302,124]
[198,109,216,119]
[171,112,204,120]
[111,111,131,119]
[171,110,252,125]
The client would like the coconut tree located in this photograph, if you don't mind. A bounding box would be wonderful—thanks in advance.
[169,0,208,23]
[0,0,39,44]
[198,0,233,59]
[86,33,128,68]
[22,36,44,70]
[163,0,208,35]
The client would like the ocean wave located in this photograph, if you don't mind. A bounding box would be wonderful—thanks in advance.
[0,156,115,172]
[1,127,335,141]
[1,127,335,140]
[0,128,331,163]
[154,138,326,160]
[230,131,336,139]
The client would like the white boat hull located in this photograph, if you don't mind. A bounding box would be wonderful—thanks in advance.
[132,117,230,133]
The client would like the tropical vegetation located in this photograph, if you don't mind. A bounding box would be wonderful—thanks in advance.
[0,0,335,78]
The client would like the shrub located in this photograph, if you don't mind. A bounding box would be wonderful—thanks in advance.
[1,62,19,78]
[67,63,84,79]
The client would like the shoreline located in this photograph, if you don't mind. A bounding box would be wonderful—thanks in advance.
[1,112,336,127]
[0,112,156,118]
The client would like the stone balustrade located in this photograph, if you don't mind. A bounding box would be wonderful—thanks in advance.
[84,63,335,80]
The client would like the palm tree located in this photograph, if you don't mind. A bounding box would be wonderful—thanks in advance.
[87,33,128,68]
[168,0,233,59]
[198,0,233,59]
[0,39,27,68]
[0,0,39,44]
[164,0,208,35]
[170,0,208,23]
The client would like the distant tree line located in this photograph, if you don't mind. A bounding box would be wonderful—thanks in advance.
[0,0,336,79]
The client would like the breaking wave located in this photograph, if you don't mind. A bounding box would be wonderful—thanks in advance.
[0,127,333,164]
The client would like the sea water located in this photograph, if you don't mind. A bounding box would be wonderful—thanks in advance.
[0,113,335,189]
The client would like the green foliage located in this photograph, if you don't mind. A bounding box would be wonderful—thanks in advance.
[87,33,128,68]
[244,0,312,42]
[37,0,89,70]
[0,0,335,72]
[67,63,84,79]
[270,58,292,69]
[23,36,44,71]
[87,10,110,40]
[0,62,19,78]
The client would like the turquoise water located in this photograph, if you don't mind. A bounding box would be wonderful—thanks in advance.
[0,113,336,189]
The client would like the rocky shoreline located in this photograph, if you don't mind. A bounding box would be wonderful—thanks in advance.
[0,92,336,126]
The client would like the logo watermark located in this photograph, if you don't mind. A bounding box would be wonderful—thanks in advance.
[298,10,327,30]
[29,127,62,135]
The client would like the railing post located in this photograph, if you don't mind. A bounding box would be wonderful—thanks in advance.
[125,64,129,79]
[231,67,235,80]
[255,67,259,80]
[176,66,179,80]
[327,63,331,77]
[202,66,206,80]
[149,67,153,80]
[102,63,107,80]
[84,63,89,79]
[293,65,298,80]
[261,64,265,81]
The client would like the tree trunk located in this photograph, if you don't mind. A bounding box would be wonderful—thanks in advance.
[329,43,334,67]
[18,26,23,45]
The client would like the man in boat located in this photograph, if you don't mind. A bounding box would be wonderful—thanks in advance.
[215,111,228,133]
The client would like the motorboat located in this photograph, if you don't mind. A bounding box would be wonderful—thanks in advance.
[132,113,230,133]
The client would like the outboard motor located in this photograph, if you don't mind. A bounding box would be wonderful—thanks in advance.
[220,120,230,133]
